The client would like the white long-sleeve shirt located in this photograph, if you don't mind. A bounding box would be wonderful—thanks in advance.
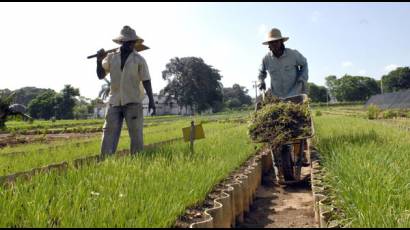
[258,48,309,98]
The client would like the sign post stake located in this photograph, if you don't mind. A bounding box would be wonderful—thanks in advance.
[190,121,195,154]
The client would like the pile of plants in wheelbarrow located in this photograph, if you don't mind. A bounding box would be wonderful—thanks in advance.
[248,93,312,146]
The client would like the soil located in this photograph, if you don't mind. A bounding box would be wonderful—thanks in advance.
[0,132,99,148]
[174,205,210,228]
[237,167,316,228]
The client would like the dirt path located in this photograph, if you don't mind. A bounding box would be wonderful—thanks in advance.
[238,167,316,228]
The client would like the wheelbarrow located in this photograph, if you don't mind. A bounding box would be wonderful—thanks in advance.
[262,93,315,184]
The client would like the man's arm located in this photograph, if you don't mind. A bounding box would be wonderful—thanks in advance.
[295,50,308,83]
[143,80,156,115]
[96,49,108,80]
[293,50,308,94]
[258,58,267,90]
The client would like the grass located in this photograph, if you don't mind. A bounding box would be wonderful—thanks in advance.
[0,119,192,175]
[0,112,252,176]
[313,114,410,227]
[3,112,249,134]
[0,122,258,227]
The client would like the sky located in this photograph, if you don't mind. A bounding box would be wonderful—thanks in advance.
[1,2,410,99]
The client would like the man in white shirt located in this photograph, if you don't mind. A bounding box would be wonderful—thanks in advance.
[258,28,309,182]
[258,28,308,98]
[95,25,155,156]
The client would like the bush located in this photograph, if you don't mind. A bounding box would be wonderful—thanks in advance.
[367,104,381,120]
[382,110,397,119]
[315,110,322,116]
[397,110,408,118]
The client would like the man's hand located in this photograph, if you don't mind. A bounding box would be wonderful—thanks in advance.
[96,48,107,62]
[96,49,108,79]
[258,81,266,91]
[148,99,156,116]
[143,80,156,116]
[298,79,307,93]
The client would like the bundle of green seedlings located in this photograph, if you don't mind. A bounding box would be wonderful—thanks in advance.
[248,93,312,146]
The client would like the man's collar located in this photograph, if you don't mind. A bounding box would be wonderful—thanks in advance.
[270,48,288,58]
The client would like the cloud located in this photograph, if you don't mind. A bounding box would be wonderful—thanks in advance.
[358,69,367,75]
[384,64,398,72]
[341,61,353,67]
[311,11,320,22]
[359,18,369,24]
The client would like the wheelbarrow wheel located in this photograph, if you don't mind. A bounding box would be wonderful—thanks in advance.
[281,144,295,181]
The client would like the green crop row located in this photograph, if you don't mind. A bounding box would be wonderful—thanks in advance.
[0,122,259,227]
[0,119,206,176]
[313,114,410,227]
[3,112,251,134]
[0,112,252,176]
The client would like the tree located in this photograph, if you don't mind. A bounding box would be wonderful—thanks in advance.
[28,90,58,120]
[223,84,253,109]
[307,83,328,103]
[54,85,80,119]
[0,91,14,129]
[0,89,12,98]
[325,75,337,101]
[73,96,92,119]
[162,57,224,113]
[11,87,51,106]
[381,67,410,93]
[326,75,380,101]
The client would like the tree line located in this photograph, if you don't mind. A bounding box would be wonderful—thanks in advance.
[0,57,254,120]
[308,66,410,103]
[2,57,409,120]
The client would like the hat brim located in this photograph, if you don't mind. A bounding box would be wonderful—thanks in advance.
[262,37,289,45]
[135,43,149,52]
[112,37,149,52]
[112,36,144,45]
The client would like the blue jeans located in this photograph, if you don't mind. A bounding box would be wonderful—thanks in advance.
[100,103,144,156]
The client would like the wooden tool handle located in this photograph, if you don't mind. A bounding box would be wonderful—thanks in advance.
[87,48,118,59]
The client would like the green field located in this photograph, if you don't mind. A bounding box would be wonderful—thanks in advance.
[313,112,410,227]
[0,122,259,227]
[2,107,410,227]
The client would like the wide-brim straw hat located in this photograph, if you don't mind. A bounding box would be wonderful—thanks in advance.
[113,25,149,52]
[262,28,289,45]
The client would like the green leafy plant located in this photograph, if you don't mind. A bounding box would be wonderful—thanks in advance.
[315,114,410,227]
[382,110,397,119]
[0,122,258,227]
[367,104,381,120]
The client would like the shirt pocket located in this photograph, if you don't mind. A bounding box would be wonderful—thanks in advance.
[284,65,297,78]
[268,66,280,79]
[126,59,140,86]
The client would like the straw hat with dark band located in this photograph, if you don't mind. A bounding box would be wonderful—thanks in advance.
[262,28,289,45]
[113,25,149,52]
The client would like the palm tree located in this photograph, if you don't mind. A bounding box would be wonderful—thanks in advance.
[98,78,111,101]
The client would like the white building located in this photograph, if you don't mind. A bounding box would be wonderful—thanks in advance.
[142,94,193,116]
[93,94,195,118]
[92,101,107,118]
